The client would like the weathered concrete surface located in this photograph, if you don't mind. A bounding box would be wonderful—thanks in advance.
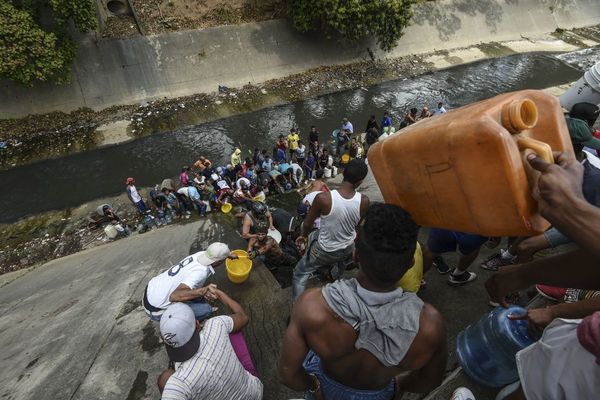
[0,217,299,400]
[2,0,600,118]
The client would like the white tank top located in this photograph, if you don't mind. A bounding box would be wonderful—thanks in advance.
[318,190,362,251]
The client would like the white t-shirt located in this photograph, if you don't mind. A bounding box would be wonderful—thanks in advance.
[162,316,263,400]
[216,180,230,190]
[291,163,303,182]
[147,252,214,309]
[236,177,250,189]
[433,106,446,115]
[127,185,142,203]
[583,150,600,169]
[517,318,598,400]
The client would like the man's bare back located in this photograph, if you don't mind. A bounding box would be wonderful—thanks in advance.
[281,287,447,395]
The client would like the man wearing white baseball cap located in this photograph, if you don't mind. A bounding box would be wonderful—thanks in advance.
[158,290,263,399]
[142,242,237,321]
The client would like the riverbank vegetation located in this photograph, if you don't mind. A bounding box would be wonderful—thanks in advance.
[289,0,420,51]
[0,0,97,86]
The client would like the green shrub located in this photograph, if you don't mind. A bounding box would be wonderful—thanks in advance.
[288,0,420,51]
[0,0,97,86]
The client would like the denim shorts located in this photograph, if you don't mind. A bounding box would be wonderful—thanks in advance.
[427,228,488,255]
[543,227,571,248]
[302,351,395,400]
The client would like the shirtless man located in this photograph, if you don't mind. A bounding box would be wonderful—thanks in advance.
[280,204,447,399]
[242,202,275,243]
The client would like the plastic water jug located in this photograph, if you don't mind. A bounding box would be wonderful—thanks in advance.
[104,224,118,239]
[560,61,600,111]
[456,306,535,388]
[368,90,573,236]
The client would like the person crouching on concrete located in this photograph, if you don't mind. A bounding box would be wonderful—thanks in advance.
[157,295,262,399]
[142,242,237,321]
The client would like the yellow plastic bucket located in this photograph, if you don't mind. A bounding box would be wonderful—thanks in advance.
[226,250,253,284]
[341,153,351,164]
[221,203,233,213]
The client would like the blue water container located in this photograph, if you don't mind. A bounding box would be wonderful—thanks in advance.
[456,306,535,388]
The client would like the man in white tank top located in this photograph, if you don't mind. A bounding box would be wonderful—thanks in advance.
[292,159,370,301]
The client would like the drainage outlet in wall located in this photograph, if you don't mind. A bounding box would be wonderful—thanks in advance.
[106,0,131,16]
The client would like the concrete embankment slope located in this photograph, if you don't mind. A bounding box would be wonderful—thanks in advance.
[0,217,298,400]
[2,0,600,118]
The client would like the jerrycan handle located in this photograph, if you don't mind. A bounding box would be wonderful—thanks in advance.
[517,137,554,164]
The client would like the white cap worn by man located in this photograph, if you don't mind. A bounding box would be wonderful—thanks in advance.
[158,296,263,399]
[142,242,234,321]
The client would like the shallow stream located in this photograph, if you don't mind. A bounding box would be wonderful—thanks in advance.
[1,49,598,223]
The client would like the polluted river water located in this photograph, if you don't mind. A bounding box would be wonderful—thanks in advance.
[0,50,597,224]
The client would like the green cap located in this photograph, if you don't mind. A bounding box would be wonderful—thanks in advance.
[566,117,600,149]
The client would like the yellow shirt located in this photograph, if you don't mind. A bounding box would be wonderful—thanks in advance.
[231,152,241,166]
[288,133,299,150]
[396,242,423,293]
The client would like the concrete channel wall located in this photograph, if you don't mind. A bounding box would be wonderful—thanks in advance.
[2,0,600,119]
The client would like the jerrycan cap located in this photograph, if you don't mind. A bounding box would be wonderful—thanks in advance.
[502,99,538,134]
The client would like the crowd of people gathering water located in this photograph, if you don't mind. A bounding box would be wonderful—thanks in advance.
[95,102,448,236]
[92,99,600,400]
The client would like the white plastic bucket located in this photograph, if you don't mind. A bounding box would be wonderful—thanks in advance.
[104,224,118,239]
[560,62,600,111]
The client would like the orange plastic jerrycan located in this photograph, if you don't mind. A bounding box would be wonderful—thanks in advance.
[368,90,573,236]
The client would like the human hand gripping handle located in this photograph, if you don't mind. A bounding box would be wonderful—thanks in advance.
[485,151,586,307]
[526,151,584,220]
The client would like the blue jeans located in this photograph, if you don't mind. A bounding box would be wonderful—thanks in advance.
[543,227,571,248]
[194,200,207,216]
[145,299,213,321]
[135,200,147,214]
[292,230,353,301]
[303,351,395,400]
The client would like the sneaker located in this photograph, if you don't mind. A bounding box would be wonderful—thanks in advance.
[480,253,513,271]
[434,256,452,274]
[495,381,520,400]
[535,284,566,302]
[452,387,476,400]
[448,271,477,286]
